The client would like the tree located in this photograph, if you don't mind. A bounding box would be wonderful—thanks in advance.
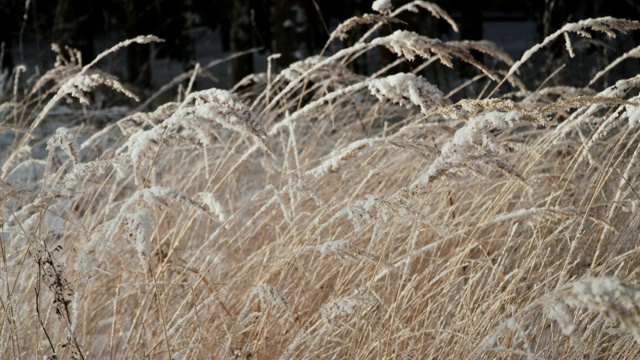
[227,0,254,86]
[155,0,193,65]
[273,0,315,69]
[120,0,155,87]
[0,0,15,72]
[458,0,483,78]
[52,0,95,63]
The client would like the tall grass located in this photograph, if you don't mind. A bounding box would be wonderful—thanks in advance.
[1,2,640,358]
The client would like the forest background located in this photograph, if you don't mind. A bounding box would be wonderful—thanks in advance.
[2,0,639,94]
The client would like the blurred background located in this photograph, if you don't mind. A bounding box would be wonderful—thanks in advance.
[0,0,639,93]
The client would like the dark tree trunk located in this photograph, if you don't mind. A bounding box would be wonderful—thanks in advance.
[0,0,14,72]
[52,0,95,64]
[227,0,254,86]
[0,40,11,72]
[251,0,272,52]
[542,0,567,69]
[342,0,368,74]
[459,0,483,78]
[155,0,193,65]
[273,0,315,69]
[459,0,483,42]
[123,0,155,88]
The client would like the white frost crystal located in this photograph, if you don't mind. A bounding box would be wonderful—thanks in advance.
[372,0,393,14]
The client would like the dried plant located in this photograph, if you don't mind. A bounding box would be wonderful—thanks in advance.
[3,10,640,360]
[374,30,497,81]
[368,73,449,114]
[493,17,640,95]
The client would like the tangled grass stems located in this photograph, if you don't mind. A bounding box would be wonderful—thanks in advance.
[3,3,640,358]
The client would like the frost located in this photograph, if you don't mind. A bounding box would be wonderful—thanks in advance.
[544,300,577,336]
[372,0,393,14]
[62,159,114,195]
[33,72,138,131]
[368,73,448,114]
[124,209,153,270]
[195,192,226,222]
[415,110,529,187]
[305,138,387,177]
[301,239,384,264]
[117,88,270,184]
[320,293,377,328]
[626,103,640,128]
[255,284,292,315]
[102,186,212,245]
[344,195,393,230]
[371,30,496,80]
[47,127,79,165]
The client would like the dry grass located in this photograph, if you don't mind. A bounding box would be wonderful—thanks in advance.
[1,2,640,358]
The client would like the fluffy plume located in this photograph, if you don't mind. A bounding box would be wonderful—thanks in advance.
[372,30,497,80]
[320,293,377,329]
[117,88,271,184]
[368,73,449,114]
[46,127,79,165]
